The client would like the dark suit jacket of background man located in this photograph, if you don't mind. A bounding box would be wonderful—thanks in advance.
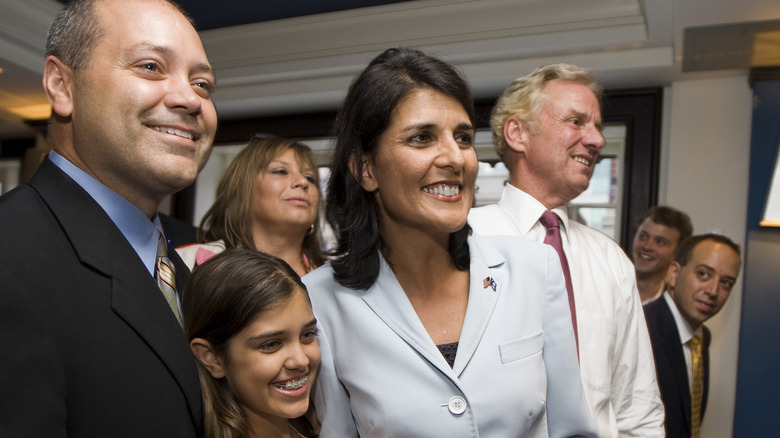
[644,297,711,438]
[0,158,203,437]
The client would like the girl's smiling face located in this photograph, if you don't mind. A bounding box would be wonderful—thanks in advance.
[218,289,320,428]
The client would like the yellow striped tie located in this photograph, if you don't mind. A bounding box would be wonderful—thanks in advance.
[688,334,704,438]
[155,232,182,325]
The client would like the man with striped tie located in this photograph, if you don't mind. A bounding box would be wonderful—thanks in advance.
[0,0,217,436]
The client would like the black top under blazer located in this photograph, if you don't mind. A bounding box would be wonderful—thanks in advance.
[0,158,202,437]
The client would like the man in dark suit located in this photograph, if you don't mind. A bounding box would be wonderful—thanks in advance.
[160,212,199,247]
[644,233,742,438]
[0,0,217,436]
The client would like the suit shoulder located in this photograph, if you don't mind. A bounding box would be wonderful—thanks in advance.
[303,263,335,287]
[302,264,347,305]
[0,184,43,218]
[643,298,663,320]
[0,185,58,250]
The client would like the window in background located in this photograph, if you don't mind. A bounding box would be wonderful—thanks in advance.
[472,125,627,242]
[568,124,626,241]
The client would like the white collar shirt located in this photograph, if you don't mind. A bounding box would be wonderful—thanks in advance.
[663,291,702,392]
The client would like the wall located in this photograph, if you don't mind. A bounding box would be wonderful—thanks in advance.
[733,79,780,437]
[661,74,753,437]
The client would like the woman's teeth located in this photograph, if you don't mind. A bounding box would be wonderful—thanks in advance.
[423,184,460,196]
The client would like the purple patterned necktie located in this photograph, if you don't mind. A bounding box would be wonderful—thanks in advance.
[539,210,578,356]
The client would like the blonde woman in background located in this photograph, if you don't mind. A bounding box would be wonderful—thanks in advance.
[178,134,325,276]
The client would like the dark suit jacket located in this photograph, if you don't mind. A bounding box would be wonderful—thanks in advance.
[0,159,202,437]
[644,297,711,438]
[159,212,198,247]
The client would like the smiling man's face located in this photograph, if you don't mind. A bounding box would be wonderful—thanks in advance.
[668,239,741,329]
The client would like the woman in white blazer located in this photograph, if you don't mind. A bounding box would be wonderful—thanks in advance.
[303,47,596,438]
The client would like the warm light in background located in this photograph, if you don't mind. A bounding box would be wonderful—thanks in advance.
[752,30,780,67]
[760,140,780,227]
[7,104,51,120]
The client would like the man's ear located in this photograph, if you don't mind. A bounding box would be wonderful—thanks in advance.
[666,261,681,296]
[348,154,378,192]
[42,55,75,118]
[504,116,529,154]
[190,338,225,379]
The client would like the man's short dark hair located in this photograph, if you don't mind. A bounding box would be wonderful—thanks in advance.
[635,206,693,244]
[45,0,193,69]
[674,233,741,266]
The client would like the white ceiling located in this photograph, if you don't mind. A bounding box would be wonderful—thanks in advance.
[1,0,779,141]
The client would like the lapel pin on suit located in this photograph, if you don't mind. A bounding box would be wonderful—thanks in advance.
[483,277,497,291]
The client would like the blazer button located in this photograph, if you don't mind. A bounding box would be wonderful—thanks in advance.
[448,396,467,415]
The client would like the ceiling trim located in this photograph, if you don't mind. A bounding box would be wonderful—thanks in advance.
[202,0,647,70]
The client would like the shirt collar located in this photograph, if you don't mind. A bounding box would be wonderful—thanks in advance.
[499,183,571,240]
[48,151,162,276]
[663,291,702,344]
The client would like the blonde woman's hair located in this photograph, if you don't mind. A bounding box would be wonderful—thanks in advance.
[198,134,325,269]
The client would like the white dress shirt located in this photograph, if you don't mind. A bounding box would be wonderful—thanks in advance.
[662,291,701,392]
[468,184,665,438]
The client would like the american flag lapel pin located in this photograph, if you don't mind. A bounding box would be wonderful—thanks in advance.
[483,276,496,292]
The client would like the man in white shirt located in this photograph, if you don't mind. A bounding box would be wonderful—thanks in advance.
[644,233,741,438]
[468,63,665,437]
[632,206,693,304]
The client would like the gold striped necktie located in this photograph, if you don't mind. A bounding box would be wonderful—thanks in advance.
[688,334,704,438]
[155,231,181,325]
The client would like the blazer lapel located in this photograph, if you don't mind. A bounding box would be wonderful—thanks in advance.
[360,240,503,382]
[30,159,202,429]
[702,325,712,418]
[109,252,202,427]
[452,238,503,374]
[361,257,462,381]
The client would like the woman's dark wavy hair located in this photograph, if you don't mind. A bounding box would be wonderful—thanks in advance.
[326,47,475,290]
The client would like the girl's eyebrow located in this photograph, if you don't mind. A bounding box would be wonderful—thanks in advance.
[246,318,317,344]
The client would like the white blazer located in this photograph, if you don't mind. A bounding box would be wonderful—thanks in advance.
[303,234,596,438]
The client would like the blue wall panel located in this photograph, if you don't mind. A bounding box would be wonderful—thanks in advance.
[733,80,780,437]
